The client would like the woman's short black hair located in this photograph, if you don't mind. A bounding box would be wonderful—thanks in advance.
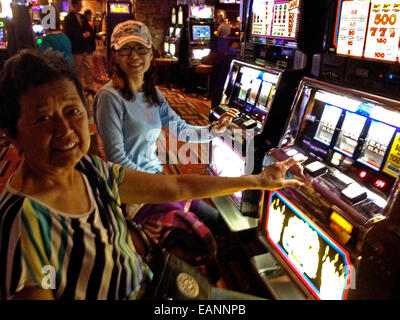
[0,49,85,139]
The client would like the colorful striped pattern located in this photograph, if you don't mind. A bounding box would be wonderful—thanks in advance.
[0,155,150,300]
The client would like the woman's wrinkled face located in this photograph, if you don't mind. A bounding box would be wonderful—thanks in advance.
[114,41,153,78]
[14,78,90,172]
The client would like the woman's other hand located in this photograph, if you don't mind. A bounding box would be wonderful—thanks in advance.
[211,108,240,132]
[256,157,305,190]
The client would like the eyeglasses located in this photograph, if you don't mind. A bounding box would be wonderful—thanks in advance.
[116,45,151,56]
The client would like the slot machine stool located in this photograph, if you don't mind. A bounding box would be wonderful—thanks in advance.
[195,64,213,100]
[153,57,176,88]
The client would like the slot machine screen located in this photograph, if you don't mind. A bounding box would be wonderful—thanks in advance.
[178,6,184,25]
[358,120,397,170]
[61,1,69,12]
[210,137,246,202]
[0,0,12,18]
[247,78,261,105]
[192,25,211,41]
[189,6,214,20]
[191,48,211,60]
[250,0,302,48]
[0,21,6,48]
[262,191,354,300]
[236,66,260,104]
[333,0,400,62]
[170,43,176,56]
[171,7,176,25]
[314,104,343,146]
[230,64,280,118]
[109,3,130,14]
[251,71,279,119]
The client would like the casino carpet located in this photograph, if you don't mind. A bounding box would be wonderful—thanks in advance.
[0,77,270,299]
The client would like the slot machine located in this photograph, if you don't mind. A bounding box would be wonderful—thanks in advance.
[31,5,44,46]
[172,5,185,60]
[0,16,9,68]
[254,76,400,300]
[0,17,7,49]
[207,0,329,229]
[105,1,134,59]
[187,5,214,66]
[163,6,177,58]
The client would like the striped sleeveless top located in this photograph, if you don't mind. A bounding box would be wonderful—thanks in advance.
[0,154,151,300]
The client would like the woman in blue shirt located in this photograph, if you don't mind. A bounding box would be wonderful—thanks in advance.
[93,21,239,267]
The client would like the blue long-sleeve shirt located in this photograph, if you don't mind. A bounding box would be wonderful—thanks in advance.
[93,81,213,173]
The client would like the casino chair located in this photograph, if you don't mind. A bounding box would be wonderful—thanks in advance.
[127,219,221,284]
[195,63,213,100]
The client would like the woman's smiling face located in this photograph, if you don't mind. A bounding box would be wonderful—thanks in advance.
[14,78,90,172]
[114,41,153,78]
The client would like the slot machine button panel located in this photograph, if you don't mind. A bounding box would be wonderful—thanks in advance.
[341,182,368,204]
[304,161,328,177]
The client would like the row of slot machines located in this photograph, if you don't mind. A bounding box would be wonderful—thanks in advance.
[163,4,214,67]
[207,0,400,299]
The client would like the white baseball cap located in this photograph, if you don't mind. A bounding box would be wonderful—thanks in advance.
[111,20,153,50]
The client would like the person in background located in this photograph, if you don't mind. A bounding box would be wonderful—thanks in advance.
[216,18,231,38]
[83,9,96,55]
[0,49,304,300]
[63,0,95,94]
[38,6,73,67]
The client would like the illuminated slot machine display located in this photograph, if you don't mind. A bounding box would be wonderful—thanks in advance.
[209,136,246,206]
[31,5,44,46]
[0,18,8,50]
[105,1,134,58]
[187,5,214,66]
[253,76,400,299]
[315,0,400,98]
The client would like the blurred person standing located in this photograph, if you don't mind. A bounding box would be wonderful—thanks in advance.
[84,9,96,55]
[216,19,231,37]
[64,0,95,94]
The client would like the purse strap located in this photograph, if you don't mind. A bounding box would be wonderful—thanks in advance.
[127,220,157,256]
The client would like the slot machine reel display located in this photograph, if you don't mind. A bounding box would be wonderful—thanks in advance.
[316,0,400,98]
[256,77,400,299]
[0,18,7,50]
